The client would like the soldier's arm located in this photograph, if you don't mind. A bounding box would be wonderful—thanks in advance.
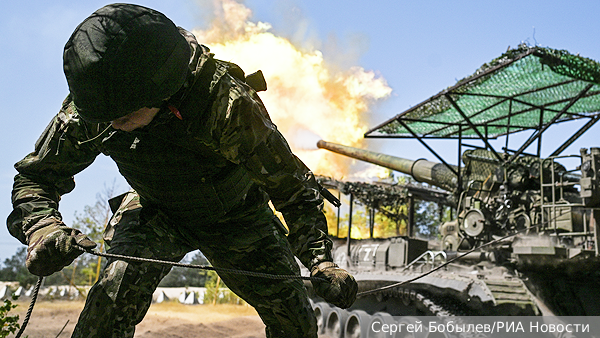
[206,73,333,270]
[7,97,102,244]
[245,132,333,270]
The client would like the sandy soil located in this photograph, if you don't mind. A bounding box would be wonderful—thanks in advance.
[11,300,267,338]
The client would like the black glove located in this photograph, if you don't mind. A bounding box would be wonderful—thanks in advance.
[26,218,96,276]
[311,261,357,309]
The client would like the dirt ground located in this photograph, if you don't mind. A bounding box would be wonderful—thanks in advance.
[11,300,267,338]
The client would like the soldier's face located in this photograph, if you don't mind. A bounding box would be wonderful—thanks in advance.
[111,107,160,132]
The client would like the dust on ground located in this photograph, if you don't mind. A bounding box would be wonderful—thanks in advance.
[11,300,266,338]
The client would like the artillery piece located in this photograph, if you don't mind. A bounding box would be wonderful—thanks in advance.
[317,140,600,254]
[307,44,600,338]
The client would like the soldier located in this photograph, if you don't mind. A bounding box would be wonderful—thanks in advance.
[7,4,357,338]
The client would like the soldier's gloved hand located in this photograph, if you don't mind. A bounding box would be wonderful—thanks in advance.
[311,261,358,309]
[26,218,96,276]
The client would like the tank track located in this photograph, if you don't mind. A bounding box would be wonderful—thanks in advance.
[312,288,458,338]
[311,274,547,338]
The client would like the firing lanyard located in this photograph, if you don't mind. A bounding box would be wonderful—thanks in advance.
[82,247,326,282]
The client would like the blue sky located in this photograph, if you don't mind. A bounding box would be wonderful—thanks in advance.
[1,0,600,261]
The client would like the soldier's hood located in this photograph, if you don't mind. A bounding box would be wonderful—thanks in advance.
[168,28,214,109]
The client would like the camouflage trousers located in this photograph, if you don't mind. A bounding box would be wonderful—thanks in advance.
[71,191,317,338]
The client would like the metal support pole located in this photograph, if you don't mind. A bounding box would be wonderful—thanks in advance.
[408,195,415,237]
[445,93,502,162]
[537,108,544,157]
[505,100,512,151]
[594,210,600,257]
[336,190,341,237]
[509,83,593,163]
[551,115,600,156]
[397,119,459,177]
[369,208,375,238]
[458,125,462,195]
[347,194,354,259]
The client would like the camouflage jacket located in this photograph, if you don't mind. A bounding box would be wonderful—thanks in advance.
[7,30,333,270]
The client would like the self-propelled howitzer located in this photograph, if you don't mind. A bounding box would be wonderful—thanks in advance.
[307,45,600,336]
[317,140,594,252]
[309,140,600,328]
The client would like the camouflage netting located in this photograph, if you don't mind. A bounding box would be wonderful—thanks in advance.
[316,176,450,208]
[367,44,600,139]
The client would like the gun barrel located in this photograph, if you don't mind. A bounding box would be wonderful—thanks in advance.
[317,140,458,192]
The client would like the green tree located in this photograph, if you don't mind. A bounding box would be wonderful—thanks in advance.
[0,247,37,287]
[203,271,244,305]
[374,206,408,237]
[0,297,21,337]
[414,200,442,239]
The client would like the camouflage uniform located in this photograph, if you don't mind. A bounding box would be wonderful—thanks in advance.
[8,29,330,338]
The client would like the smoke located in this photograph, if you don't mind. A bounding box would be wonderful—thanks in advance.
[192,0,392,178]
[288,128,321,151]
